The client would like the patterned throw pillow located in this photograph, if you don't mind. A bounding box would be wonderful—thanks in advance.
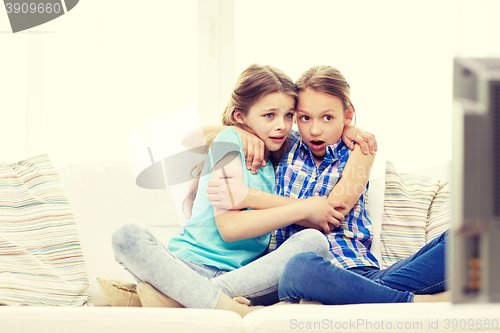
[380,161,451,269]
[0,154,90,306]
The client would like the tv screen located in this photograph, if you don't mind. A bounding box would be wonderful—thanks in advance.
[451,58,500,303]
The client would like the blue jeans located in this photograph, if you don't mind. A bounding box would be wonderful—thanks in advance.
[278,231,448,304]
[112,224,330,309]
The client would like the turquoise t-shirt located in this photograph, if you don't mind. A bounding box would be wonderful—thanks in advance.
[168,128,275,271]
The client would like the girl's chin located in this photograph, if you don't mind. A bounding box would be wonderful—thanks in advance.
[311,151,326,160]
[267,146,281,152]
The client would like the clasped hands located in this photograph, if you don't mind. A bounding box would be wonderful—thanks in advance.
[206,169,346,234]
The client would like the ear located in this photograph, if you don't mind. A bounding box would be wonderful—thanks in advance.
[344,106,354,125]
[233,110,245,125]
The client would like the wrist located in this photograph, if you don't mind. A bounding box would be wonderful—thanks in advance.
[245,187,259,209]
[296,200,311,221]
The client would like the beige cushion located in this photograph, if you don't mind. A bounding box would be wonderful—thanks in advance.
[380,161,451,269]
[97,277,142,307]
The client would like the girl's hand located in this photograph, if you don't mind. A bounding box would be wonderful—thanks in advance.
[342,125,377,155]
[207,169,249,211]
[302,196,346,233]
[230,126,266,174]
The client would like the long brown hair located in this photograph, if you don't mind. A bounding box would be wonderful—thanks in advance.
[184,64,298,217]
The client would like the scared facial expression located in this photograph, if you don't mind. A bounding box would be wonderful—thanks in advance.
[296,88,353,163]
[234,92,295,152]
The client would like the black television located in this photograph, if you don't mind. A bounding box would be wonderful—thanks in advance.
[451,58,500,303]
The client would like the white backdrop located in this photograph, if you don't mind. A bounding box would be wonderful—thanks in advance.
[1,0,499,179]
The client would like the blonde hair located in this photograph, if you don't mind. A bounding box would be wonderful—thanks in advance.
[184,64,297,217]
[295,65,354,115]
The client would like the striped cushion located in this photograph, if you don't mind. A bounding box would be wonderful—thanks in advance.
[0,154,90,306]
[380,161,451,269]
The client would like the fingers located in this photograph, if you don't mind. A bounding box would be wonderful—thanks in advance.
[249,138,265,174]
[328,222,338,230]
[328,217,341,229]
[327,200,346,211]
[242,137,248,164]
[319,222,331,234]
[320,217,341,233]
[332,209,345,223]
[356,131,377,154]
[243,136,266,174]
[365,133,378,154]
[355,134,369,155]
[342,135,355,150]
[245,142,255,172]
[250,147,263,174]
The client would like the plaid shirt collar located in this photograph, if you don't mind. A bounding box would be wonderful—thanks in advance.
[294,135,345,170]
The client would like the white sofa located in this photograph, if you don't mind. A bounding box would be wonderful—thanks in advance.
[2,159,500,333]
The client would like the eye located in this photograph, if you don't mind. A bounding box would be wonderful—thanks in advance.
[264,113,275,119]
[299,115,309,121]
[323,115,333,121]
[285,112,294,119]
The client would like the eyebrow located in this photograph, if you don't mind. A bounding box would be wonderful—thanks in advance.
[296,108,339,114]
[261,107,296,113]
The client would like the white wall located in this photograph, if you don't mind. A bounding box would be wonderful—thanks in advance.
[232,0,500,178]
[1,0,500,179]
[0,1,197,165]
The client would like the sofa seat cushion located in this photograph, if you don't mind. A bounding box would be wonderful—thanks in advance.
[244,302,500,333]
[0,307,245,333]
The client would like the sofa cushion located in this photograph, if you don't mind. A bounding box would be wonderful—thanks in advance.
[380,161,451,269]
[0,307,246,333]
[0,154,90,306]
[243,302,500,333]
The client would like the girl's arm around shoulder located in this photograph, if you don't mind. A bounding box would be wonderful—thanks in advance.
[327,145,376,216]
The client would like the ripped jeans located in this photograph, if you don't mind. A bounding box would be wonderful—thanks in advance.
[112,223,330,309]
[278,231,448,304]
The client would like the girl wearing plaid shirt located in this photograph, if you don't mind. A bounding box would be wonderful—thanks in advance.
[208,65,448,305]
[112,64,350,317]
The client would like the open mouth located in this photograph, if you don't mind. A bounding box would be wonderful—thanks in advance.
[310,140,325,150]
[269,136,285,142]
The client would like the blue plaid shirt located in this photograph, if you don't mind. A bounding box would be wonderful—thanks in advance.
[269,130,379,269]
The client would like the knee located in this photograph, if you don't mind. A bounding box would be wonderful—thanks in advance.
[279,252,322,300]
[293,229,330,258]
[112,223,147,256]
[280,253,321,285]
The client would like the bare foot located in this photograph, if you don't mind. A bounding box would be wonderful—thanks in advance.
[233,296,252,306]
[413,291,450,303]
[136,283,184,308]
[216,293,265,317]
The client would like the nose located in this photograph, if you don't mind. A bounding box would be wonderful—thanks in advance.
[310,120,322,136]
[275,117,286,131]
